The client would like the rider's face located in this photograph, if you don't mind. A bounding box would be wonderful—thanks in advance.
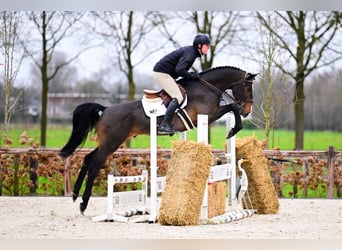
[200,44,210,55]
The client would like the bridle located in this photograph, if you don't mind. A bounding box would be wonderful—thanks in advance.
[198,73,254,109]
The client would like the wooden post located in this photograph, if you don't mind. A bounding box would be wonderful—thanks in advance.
[327,146,336,199]
[64,157,72,197]
[29,157,38,194]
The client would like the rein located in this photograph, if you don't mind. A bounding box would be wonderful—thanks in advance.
[198,74,253,108]
[198,78,236,101]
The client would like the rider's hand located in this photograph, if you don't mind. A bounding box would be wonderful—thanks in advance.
[189,71,199,79]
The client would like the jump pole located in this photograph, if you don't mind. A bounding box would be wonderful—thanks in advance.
[226,113,237,207]
[197,114,209,219]
[149,113,158,223]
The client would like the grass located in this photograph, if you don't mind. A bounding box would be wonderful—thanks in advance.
[1,123,341,150]
[282,183,330,199]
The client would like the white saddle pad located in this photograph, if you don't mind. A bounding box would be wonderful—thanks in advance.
[141,97,166,117]
[141,96,188,118]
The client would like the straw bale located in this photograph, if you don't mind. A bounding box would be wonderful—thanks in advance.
[208,181,227,218]
[158,140,213,226]
[236,137,279,214]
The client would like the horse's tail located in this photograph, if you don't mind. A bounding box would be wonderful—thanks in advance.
[59,102,107,159]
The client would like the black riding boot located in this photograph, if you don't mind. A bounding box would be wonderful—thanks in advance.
[158,98,179,135]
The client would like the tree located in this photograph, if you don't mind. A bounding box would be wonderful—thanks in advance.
[29,50,78,93]
[43,51,79,93]
[90,11,158,101]
[257,11,342,149]
[0,11,27,196]
[24,11,86,146]
[1,11,26,145]
[248,12,293,148]
[304,68,342,131]
[90,11,162,147]
[155,11,241,71]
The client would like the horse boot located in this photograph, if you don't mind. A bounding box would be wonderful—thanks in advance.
[158,98,179,136]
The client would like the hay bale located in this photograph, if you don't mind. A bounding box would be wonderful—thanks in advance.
[158,140,213,225]
[208,181,226,218]
[236,137,279,214]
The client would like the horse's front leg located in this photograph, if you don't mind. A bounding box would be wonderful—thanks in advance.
[226,104,242,139]
[210,103,242,139]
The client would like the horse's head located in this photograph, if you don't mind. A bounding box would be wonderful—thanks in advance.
[197,66,257,117]
[231,73,257,117]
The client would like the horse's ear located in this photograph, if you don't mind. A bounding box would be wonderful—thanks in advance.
[247,73,258,81]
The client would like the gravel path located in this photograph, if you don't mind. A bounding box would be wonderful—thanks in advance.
[0,197,341,239]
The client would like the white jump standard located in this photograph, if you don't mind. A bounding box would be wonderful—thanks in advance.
[197,114,255,224]
[92,170,148,223]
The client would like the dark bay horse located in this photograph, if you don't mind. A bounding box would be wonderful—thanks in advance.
[59,66,257,214]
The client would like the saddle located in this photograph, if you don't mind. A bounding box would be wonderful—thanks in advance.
[143,85,187,107]
[142,85,194,130]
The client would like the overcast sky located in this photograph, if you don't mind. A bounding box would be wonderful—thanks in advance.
[8,10,342,89]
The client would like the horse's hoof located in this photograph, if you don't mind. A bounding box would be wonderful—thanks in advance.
[80,202,87,215]
[157,131,174,136]
[72,192,78,202]
[226,129,234,139]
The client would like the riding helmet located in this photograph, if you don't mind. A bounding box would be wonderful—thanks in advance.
[193,34,211,46]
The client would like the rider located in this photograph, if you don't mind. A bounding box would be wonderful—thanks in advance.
[153,34,211,135]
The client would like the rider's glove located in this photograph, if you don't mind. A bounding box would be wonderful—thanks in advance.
[188,71,199,79]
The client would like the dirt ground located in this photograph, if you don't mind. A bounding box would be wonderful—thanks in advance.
[0,196,341,239]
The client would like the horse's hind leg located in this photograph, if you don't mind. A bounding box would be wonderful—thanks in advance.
[72,148,98,202]
[79,148,111,214]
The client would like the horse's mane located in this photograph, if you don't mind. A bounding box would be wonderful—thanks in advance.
[177,65,247,85]
[200,66,245,75]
